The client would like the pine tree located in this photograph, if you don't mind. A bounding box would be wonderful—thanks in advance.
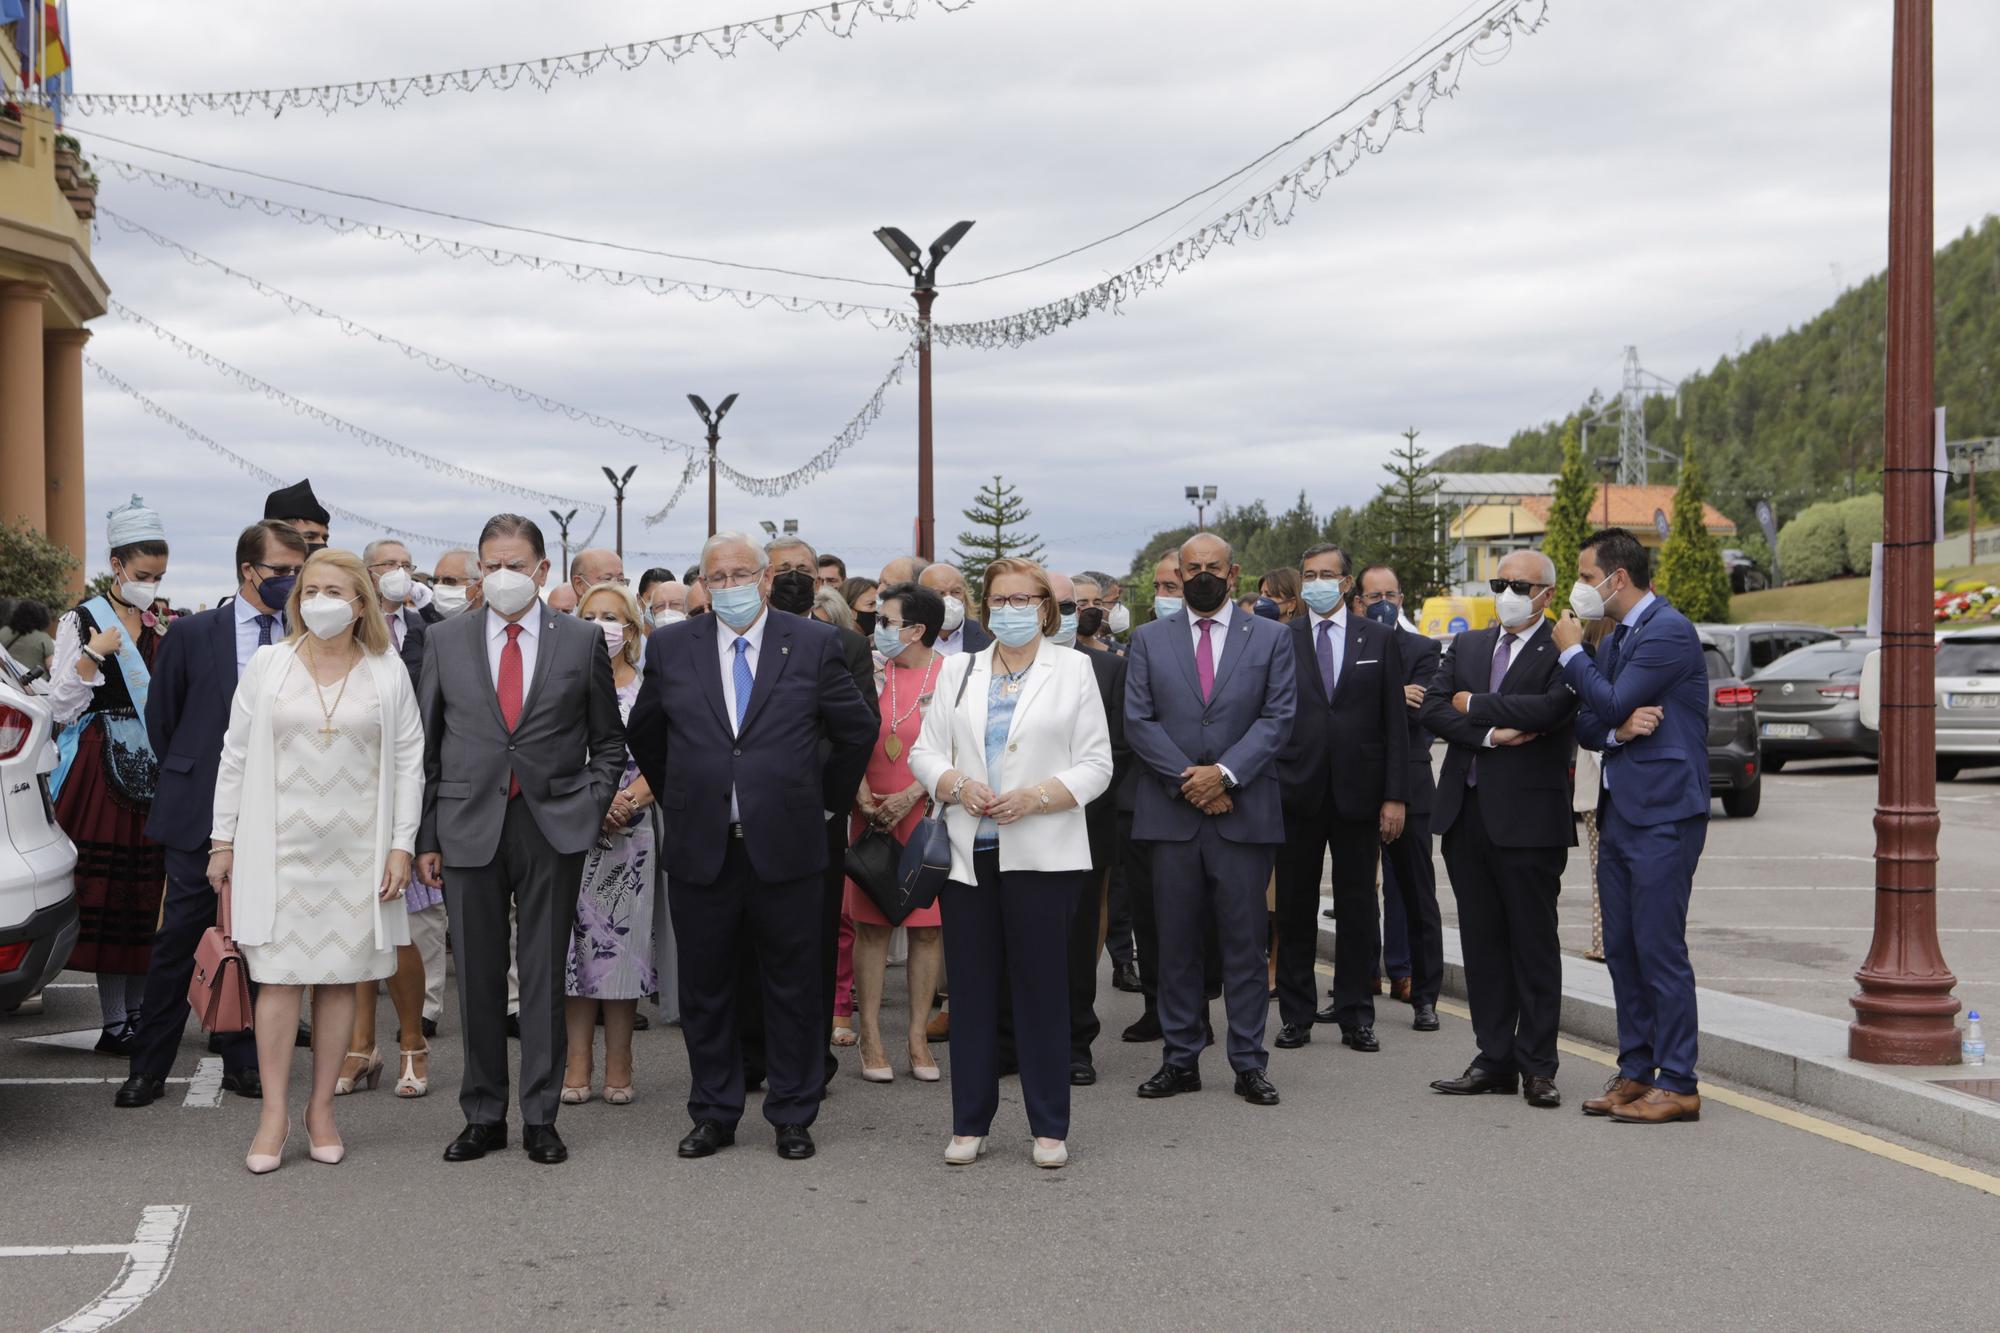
[1654,442,1733,622]
[1540,417,1597,587]
[1368,428,1456,599]
[952,474,1045,593]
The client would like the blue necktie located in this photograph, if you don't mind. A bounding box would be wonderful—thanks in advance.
[254,613,276,646]
[732,637,753,732]
[1606,623,1630,681]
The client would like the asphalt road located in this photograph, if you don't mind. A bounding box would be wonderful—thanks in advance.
[5,948,1998,1331]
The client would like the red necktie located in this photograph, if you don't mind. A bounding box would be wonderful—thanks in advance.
[499,623,523,797]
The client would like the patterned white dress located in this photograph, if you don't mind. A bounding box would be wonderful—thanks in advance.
[240,658,397,986]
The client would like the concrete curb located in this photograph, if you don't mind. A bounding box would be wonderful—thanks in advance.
[1317,915,2000,1164]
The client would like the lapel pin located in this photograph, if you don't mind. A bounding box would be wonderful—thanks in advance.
[781,645,790,655]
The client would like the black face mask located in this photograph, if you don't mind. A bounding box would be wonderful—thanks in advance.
[1183,570,1231,614]
[854,610,877,636]
[305,542,328,555]
[1077,607,1107,638]
[768,569,816,616]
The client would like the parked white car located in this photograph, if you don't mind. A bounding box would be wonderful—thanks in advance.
[0,647,79,1011]
[1935,627,2000,780]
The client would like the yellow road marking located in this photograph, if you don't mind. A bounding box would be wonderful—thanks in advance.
[1311,962,2000,1198]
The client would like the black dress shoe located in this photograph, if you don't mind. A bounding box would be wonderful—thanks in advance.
[505,1013,521,1039]
[1274,1022,1313,1049]
[1233,1068,1281,1106]
[94,1025,136,1057]
[775,1125,815,1160]
[220,1068,262,1099]
[677,1120,735,1159]
[1430,1063,1520,1096]
[206,1032,226,1055]
[295,1024,312,1049]
[1136,1063,1202,1099]
[633,1012,650,1032]
[1314,1002,1340,1024]
[113,1074,165,1108]
[1121,1010,1162,1043]
[422,1017,438,1039]
[1069,1059,1097,1086]
[443,1122,508,1162]
[1412,1003,1440,1032]
[523,1123,568,1164]
[1522,1075,1561,1109]
[1111,962,1142,994]
[1340,1025,1380,1053]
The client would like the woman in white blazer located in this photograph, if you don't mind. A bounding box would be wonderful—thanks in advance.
[208,549,423,1174]
[909,558,1112,1170]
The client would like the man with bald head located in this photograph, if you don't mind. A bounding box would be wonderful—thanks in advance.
[1419,547,1576,1108]
[919,561,992,655]
[1125,533,1296,1107]
[546,583,579,615]
[569,548,626,602]
[877,555,926,589]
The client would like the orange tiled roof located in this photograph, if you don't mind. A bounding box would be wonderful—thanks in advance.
[1514,485,1736,535]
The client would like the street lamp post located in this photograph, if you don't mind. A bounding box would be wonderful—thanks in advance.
[1851,0,1958,1064]
[686,393,738,539]
[547,507,578,583]
[601,465,637,559]
[1185,483,1218,530]
[873,221,975,562]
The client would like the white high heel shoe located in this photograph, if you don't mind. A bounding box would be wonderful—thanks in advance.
[1032,1139,1069,1169]
[396,1044,430,1098]
[245,1127,290,1175]
[944,1136,987,1165]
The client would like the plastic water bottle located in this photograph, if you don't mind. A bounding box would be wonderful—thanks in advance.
[1964,1011,1987,1068]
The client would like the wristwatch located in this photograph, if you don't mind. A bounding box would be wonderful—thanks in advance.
[1219,770,1238,792]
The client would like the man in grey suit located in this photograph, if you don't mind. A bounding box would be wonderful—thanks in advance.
[1125,533,1298,1107]
[415,514,625,1166]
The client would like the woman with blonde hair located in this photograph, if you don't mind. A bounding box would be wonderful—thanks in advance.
[210,548,422,1173]
[562,583,659,1104]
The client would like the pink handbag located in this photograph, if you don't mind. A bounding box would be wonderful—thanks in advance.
[188,882,253,1033]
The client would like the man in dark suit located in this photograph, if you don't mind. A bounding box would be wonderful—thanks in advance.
[628,532,875,1162]
[1555,527,1712,1125]
[1421,550,1577,1108]
[920,561,994,655]
[118,519,310,1107]
[1126,533,1297,1107]
[1274,544,1408,1053]
[364,539,430,690]
[1353,564,1445,1031]
[416,514,626,1167]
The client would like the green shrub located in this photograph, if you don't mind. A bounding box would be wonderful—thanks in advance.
[1776,502,1851,584]
[1836,493,1884,575]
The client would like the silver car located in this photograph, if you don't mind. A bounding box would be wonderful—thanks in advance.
[0,648,79,1010]
[1749,637,1881,770]
[1936,627,2000,781]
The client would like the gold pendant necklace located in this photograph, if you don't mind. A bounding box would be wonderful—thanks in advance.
[304,641,354,738]
[882,657,939,760]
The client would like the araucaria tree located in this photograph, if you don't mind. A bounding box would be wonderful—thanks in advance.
[952,474,1046,592]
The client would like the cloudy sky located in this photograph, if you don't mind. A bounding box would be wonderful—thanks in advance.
[62,0,1999,599]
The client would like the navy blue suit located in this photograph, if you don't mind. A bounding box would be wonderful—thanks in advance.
[1378,629,1445,1003]
[130,604,261,1078]
[1564,594,1710,1095]
[627,609,874,1129]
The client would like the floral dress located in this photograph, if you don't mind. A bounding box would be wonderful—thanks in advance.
[565,677,657,1000]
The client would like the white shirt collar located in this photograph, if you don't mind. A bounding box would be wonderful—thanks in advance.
[1500,615,1549,645]
[487,605,543,644]
[235,594,275,625]
[1310,604,1348,630]
[1191,599,1233,631]
[720,608,768,655]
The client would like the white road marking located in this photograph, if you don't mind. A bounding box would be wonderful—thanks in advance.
[18,1029,120,1052]
[0,1204,190,1333]
[180,1058,223,1108]
[0,1076,191,1086]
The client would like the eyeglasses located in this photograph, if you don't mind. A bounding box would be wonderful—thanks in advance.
[1056,600,1078,615]
[367,559,416,575]
[251,560,304,579]
[1488,578,1551,596]
[988,594,1046,611]
[1299,570,1347,583]
[1359,590,1401,605]
[879,618,915,633]
[704,567,760,589]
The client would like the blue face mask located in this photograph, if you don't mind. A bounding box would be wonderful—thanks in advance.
[1365,600,1400,628]
[873,620,910,659]
[1052,611,1079,646]
[709,582,764,631]
[989,606,1042,648]
[1300,579,1345,616]
[1153,595,1184,620]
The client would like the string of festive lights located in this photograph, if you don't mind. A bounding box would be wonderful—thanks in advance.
[56,0,979,118]
[106,301,608,514]
[930,0,1550,349]
[86,357,469,550]
[641,456,706,529]
[703,340,920,500]
[95,157,915,331]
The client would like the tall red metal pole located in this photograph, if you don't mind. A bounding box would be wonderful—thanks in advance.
[1850,0,1958,1064]
[915,287,937,562]
[706,425,720,539]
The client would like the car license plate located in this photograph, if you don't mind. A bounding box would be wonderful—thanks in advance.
[1761,723,1812,739]
[1945,693,2000,710]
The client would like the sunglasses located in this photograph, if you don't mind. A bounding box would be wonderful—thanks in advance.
[1057,600,1078,615]
[1488,578,1550,596]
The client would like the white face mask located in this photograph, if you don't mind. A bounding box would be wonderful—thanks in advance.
[432,585,471,616]
[940,594,966,634]
[115,577,160,611]
[1495,588,1538,629]
[1106,603,1131,635]
[377,568,412,603]
[1569,572,1613,621]
[300,593,356,641]
[481,567,540,617]
[652,608,687,627]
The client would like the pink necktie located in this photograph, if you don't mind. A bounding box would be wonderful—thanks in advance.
[1197,618,1216,702]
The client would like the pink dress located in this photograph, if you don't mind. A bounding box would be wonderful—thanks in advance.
[844,654,945,929]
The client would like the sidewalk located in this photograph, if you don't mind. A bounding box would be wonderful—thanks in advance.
[1318,910,2000,1164]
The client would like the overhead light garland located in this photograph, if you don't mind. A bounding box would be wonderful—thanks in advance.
[86,357,469,550]
[931,0,1550,349]
[641,457,707,530]
[107,300,608,514]
[96,157,914,331]
[57,0,980,118]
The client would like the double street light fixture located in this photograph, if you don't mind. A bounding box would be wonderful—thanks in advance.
[873,220,975,562]
[601,465,637,559]
[547,506,579,582]
[686,393,738,539]
[1185,483,1218,530]
[758,519,800,538]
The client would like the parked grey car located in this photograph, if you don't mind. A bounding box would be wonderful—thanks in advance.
[1697,622,1841,680]
[1750,637,1881,770]
[1935,627,2000,780]
[1701,637,1764,817]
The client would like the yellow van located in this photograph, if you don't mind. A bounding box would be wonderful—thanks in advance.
[1417,595,1498,640]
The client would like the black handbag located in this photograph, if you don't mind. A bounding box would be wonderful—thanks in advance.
[852,657,974,924]
[843,827,910,923]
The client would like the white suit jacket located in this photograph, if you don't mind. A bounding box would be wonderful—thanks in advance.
[211,641,421,951]
[910,636,1113,884]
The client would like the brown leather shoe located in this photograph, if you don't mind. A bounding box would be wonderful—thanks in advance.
[1581,1075,1651,1117]
[1389,977,1413,1004]
[1610,1087,1701,1124]
[925,1008,950,1044]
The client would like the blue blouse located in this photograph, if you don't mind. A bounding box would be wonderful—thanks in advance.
[974,667,1027,849]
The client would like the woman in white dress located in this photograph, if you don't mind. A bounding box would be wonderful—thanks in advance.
[209,549,423,1174]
